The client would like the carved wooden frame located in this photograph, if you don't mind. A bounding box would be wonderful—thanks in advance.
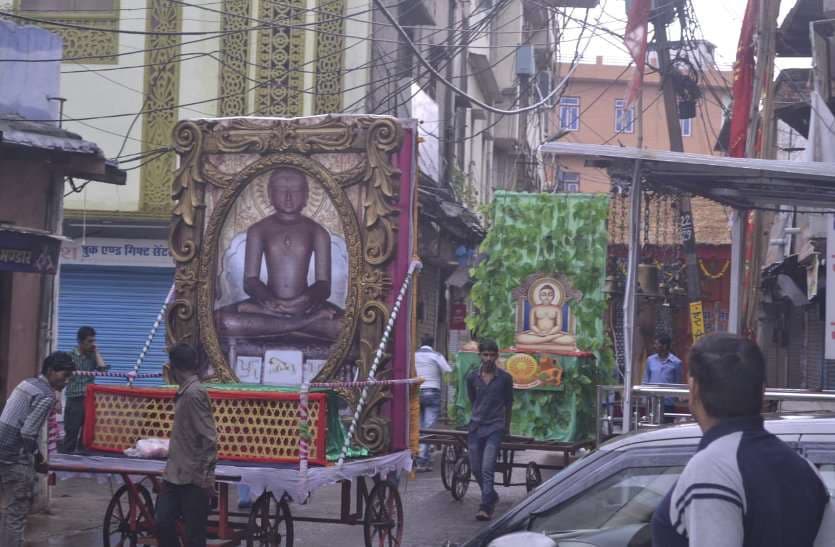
[167,116,404,452]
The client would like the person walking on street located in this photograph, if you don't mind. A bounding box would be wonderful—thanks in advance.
[415,335,452,472]
[156,342,218,547]
[466,339,513,522]
[651,332,833,546]
[62,326,108,453]
[0,352,75,547]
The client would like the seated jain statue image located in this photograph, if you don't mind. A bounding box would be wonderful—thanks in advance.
[216,167,345,345]
[514,277,578,353]
[212,165,352,385]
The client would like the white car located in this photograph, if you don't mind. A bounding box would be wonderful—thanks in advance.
[460,416,835,547]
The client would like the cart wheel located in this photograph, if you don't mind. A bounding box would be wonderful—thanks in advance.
[363,480,403,547]
[246,492,294,547]
[440,445,458,491]
[525,462,543,493]
[450,456,470,501]
[102,484,155,547]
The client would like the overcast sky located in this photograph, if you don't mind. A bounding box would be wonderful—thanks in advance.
[568,0,802,70]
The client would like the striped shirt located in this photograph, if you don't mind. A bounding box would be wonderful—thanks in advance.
[652,415,831,547]
[65,348,99,399]
[0,376,57,463]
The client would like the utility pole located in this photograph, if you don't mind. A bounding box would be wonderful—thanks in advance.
[455,0,471,174]
[443,0,458,188]
[653,17,705,343]
[515,19,533,192]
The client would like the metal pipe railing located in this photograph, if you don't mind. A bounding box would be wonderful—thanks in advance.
[595,384,835,447]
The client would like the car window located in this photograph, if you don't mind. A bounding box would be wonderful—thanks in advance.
[529,465,683,535]
[820,465,835,497]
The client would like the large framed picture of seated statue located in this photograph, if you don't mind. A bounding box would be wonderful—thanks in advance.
[166,116,418,453]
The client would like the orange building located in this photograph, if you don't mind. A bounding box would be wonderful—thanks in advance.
[546,55,731,193]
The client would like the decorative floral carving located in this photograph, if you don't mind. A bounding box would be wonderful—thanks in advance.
[41,19,118,64]
[361,270,392,300]
[208,117,355,155]
[313,0,346,114]
[255,0,306,116]
[140,0,182,215]
[218,0,251,116]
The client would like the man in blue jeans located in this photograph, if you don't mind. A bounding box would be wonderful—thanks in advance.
[466,339,513,521]
[415,336,452,471]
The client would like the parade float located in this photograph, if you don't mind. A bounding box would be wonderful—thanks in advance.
[44,115,421,547]
[422,191,611,499]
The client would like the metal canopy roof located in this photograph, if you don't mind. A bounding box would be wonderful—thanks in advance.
[540,143,835,209]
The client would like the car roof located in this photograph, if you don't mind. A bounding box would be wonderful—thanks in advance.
[600,415,835,451]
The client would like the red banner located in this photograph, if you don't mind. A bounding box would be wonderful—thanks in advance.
[624,0,651,106]
[729,0,759,158]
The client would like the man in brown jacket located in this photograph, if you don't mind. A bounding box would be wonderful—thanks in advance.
[155,343,218,547]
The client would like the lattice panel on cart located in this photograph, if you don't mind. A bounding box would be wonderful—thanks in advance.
[83,385,328,465]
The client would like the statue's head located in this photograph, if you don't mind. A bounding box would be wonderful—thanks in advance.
[538,285,555,305]
[268,167,308,215]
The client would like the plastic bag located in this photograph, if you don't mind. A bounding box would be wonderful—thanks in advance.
[124,438,170,459]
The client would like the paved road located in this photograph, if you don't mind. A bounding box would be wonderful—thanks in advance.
[24,451,560,546]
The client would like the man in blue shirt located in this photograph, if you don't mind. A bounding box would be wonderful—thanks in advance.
[466,339,513,522]
[642,333,682,416]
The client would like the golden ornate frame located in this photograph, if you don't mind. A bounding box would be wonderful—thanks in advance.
[167,116,404,451]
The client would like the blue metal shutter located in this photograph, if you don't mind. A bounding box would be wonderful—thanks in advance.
[57,266,174,387]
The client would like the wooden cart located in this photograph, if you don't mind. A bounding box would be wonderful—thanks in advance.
[41,453,407,547]
[419,427,593,500]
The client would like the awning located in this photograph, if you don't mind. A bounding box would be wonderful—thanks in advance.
[0,225,67,275]
[0,113,126,185]
[540,143,835,209]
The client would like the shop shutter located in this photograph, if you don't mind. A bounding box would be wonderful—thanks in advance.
[57,266,174,387]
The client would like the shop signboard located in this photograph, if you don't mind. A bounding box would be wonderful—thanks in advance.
[0,228,61,274]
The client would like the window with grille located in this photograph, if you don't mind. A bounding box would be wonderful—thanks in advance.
[615,99,635,134]
[558,171,580,193]
[559,97,580,131]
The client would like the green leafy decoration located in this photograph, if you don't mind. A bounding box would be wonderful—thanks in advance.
[459,192,614,442]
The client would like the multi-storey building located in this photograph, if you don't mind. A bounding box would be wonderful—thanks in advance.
[547,51,730,192]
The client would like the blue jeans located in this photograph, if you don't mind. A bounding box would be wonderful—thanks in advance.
[418,389,441,466]
[468,430,503,513]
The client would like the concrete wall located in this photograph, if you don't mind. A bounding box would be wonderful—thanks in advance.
[0,20,61,121]
[0,160,54,397]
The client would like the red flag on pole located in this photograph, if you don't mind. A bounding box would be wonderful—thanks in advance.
[729,0,759,158]
[624,0,651,106]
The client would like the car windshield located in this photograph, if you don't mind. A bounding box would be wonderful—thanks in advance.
[529,465,683,535]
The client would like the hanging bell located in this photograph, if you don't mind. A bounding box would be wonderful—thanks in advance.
[637,263,660,297]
